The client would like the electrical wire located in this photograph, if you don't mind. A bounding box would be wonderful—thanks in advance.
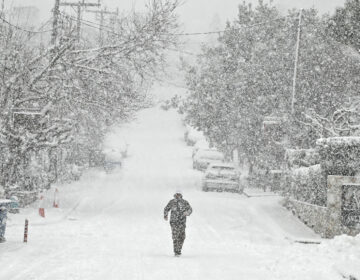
[58,12,196,56]
[0,6,302,66]
[59,10,291,38]
[1,3,297,38]
[0,15,53,34]
[56,10,295,57]
[168,16,290,36]
[59,11,120,37]
[0,10,289,59]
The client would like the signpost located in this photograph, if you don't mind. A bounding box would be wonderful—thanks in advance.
[24,219,29,243]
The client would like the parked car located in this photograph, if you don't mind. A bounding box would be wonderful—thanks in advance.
[104,160,122,173]
[193,149,224,171]
[184,125,205,146]
[103,148,123,173]
[192,140,210,158]
[202,162,242,193]
[8,196,19,214]
[160,100,172,111]
[5,185,38,207]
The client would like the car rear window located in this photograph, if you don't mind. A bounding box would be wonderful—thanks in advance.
[211,166,235,171]
[200,151,223,159]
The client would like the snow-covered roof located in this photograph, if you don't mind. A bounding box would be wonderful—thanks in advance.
[196,149,224,159]
[188,128,205,141]
[194,139,209,149]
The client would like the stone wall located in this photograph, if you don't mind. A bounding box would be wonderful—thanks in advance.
[285,198,328,237]
[286,175,360,238]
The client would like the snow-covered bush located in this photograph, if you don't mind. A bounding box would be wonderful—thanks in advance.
[317,137,360,176]
[168,95,182,109]
[287,164,327,206]
[55,163,84,184]
[160,95,182,111]
[285,149,320,169]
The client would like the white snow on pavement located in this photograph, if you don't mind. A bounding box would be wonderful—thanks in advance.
[0,98,359,280]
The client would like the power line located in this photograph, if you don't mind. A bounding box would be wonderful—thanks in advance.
[172,16,290,36]
[86,8,119,44]
[59,10,291,39]
[58,12,191,53]
[167,47,197,56]
[58,12,198,57]
[1,7,293,39]
[56,11,295,58]
[0,15,53,34]
[59,1,100,42]
[59,11,116,35]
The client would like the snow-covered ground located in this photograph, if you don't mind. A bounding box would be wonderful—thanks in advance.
[0,96,359,280]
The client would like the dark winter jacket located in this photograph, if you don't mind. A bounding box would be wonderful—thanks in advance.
[164,195,192,226]
[0,208,7,228]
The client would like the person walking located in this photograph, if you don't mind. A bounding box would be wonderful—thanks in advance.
[164,191,192,257]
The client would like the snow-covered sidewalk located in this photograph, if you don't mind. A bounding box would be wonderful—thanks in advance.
[0,104,359,280]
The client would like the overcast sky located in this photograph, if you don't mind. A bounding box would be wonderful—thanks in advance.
[6,0,346,32]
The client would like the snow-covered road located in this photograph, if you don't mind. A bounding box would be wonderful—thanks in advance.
[0,103,359,280]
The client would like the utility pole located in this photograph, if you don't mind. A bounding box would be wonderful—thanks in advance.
[1,0,4,17]
[86,7,118,44]
[291,9,303,116]
[51,0,60,45]
[109,8,119,28]
[60,0,101,42]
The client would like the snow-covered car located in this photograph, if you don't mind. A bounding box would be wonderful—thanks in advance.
[193,149,224,171]
[160,100,172,111]
[192,139,210,158]
[103,160,122,173]
[103,148,123,173]
[8,196,19,214]
[184,125,205,146]
[202,163,242,193]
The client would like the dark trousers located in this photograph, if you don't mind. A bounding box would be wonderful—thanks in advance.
[171,224,186,254]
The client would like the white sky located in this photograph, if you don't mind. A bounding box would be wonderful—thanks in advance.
[6,0,345,32]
